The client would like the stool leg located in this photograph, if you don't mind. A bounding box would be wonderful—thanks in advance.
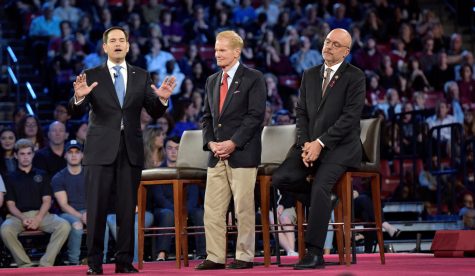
[371,174,385,264]
[137,182,146,270]
[296,201,305,260]
[259,176,271,267]
[173,180,183,268]
[334,183,344,264]
[182,184,189,267]
[342,174,352,266]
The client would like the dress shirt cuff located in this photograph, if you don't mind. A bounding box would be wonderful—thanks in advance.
[74,95,85,105]
[317,139,325,148]
[159,97,168,106]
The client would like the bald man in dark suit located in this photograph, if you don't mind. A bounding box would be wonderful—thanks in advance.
[272,28,366,270]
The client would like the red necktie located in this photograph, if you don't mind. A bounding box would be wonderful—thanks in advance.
[219,72,229,113]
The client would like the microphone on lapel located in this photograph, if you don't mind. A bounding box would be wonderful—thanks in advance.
[113,73,118,78]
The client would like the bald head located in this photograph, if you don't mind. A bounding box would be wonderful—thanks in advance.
[322,28,352,66]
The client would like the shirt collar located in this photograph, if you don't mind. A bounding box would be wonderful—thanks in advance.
[324,60,344,74]
[223,61,240,80]
[107,59,127,71]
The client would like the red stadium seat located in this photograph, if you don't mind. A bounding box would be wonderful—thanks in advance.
[199,45,215,60]
[170,46,186,60]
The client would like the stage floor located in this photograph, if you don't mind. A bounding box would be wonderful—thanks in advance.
[1,253,474,275]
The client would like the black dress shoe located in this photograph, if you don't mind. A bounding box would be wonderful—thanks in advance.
[195,259,226,270]
[226,260,254,269]
[86,266,103,275]
[294,252,325,270]
[115,263,139,273]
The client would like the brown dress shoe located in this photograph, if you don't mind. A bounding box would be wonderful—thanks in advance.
[195,259,226,270]
[226,260,254,269]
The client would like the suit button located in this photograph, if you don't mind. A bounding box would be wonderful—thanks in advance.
[218,124,222,127]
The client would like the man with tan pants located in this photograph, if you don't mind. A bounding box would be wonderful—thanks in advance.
[1,139,71,267]
[196,30,266,270]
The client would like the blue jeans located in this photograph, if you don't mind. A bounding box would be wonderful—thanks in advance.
[60,210,86,264]
[103,212,153,263]
[153,207,206,256]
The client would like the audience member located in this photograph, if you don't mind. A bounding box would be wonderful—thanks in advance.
[33,121,68,178]
[52,140,86,265]
[16,115,46,151]
[0,128,17,175]
[151,136,205,260]
[0,139,70,267]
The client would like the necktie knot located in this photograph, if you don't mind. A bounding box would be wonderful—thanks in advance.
[222,73,229,84]
[113,65,122,73]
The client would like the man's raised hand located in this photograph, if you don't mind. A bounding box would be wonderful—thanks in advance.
[73,73,98,98]
[151,76,176,100]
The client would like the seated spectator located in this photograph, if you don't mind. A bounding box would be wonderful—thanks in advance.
[463,109,475,139]
[376,88,402,121]
[183,5,213,44]
[429,52,455,92]
[454,51,475,81]
[170,99,197,137]
[233,0,256,26]
[52,140,86,265]
[255,0,279,26]
[141,0,163,24]
[29,2,61,38]
[103,207,153,263]
[264,73,283,113]
[155,113,175,136]
[0,173,5,226]
[269,189,298,256]
[73,121,88,145]
[290,36,323,75]
[273,109,294,125]
[33,121,68,178]
[126,41,146,69]
[16,115,46,151]
[145,38,175,82]
[408,57,432,92]
[0,139,70,267]
[457,64,475,105]
[143,125,166,169]
[151,136,206,260]
[426,100,460,157]
[353,36,383,74]
[444,81,464,123]
[53,0,83,28]
[0,128,17,175]
[160,9,184,47]
[459,193,474,218]
[326,3,352,31]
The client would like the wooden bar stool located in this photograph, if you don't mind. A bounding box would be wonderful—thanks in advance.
[137,130,208,269]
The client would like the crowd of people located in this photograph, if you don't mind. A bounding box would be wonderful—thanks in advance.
[0,0,474,268]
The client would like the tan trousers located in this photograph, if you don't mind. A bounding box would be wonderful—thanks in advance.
[0,211,71,267]
[204,160,257,264]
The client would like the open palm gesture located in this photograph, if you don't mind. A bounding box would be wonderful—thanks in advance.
[73,73,98,98]
[151,76,177,100]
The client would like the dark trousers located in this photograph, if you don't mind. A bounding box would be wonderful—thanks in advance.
[86,133,142,267]
[272,146,346,254]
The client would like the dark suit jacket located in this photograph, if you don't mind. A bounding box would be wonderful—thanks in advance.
[69,63,166,166]
[296,62,365,168]
[201,63,266,168]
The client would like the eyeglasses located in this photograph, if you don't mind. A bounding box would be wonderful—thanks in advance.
[323,39,349,49]
[25,123,38,128]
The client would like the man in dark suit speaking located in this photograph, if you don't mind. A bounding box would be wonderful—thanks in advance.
[195,30,266,270]
[69,26,176,275]
[272,28,366,269]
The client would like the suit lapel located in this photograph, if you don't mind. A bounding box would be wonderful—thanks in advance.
[220,64,244,117]
[101,63,121,107]
[212,73,221,119]
[124,63,135,108]
[317,62,348,112]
